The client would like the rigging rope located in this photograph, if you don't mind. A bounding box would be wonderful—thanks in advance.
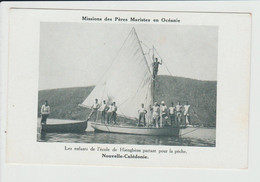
[180,127,202,137]
[140,41,153,65]
[154,48,174,77]
[135,34,153,78]
[93,29,137,86]
[152,47,205,129]
[191,107,203,124]
[141,42,175,78]
[140,41,152,52]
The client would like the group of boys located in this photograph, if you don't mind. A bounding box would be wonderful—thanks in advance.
[138,101,191,128]
[87,99,118,124]
[88,98,191,128]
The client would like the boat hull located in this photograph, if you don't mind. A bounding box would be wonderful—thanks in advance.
[91,123,180,136]
[41,121,87,133]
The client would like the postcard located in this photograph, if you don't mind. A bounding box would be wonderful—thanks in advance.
[4,6,251,169]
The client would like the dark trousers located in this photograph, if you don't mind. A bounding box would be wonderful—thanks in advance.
[161,113,167,127]
[169,114,175,126]
[111,112,117,124]
[153,115,160,128]
[153,69,158,78]
[41,114,49,124]
[101,111,107,123]
[176,112,182,124]
[138,113,146,126]
[88,109,98,121]
[107,112,112,124]
[184,115,191,125]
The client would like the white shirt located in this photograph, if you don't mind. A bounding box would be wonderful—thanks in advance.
[183,105,190,115]
[152,106,160,116]
[100,103,108,111]
[169,106,175,114]
[108,105,117,112]
[108,105,113,112]
[92,102,100,109]
[160,105,167,113]
[112,105,117,112]
[41,105,50,115]
[138,107,146,114]
[175,104,182,112]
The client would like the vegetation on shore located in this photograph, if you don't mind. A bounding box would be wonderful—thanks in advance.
[38,75,216,127]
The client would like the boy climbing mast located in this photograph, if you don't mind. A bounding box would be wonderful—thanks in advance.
[152,55,162,79]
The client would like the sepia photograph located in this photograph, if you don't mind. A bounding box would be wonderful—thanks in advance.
[37,23,217,147]
[1,1,258,180]
[4,4,251,169]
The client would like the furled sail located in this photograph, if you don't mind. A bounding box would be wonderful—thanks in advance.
[81,28,153,120]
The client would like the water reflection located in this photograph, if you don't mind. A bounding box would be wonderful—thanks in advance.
[37,129,215,147]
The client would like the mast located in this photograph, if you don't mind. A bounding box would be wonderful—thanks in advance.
[132,28,152,77]
[133,27,154,106]
[152,46,155,104]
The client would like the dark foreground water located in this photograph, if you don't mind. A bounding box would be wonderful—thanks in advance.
[37,119,216,147]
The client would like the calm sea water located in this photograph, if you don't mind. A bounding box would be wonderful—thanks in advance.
[37,119,216,147]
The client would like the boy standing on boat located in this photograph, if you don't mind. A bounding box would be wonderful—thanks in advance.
[183,101,191,126]
[111,102,118,124]
[41,100,50,125]
[151,102,160,128]
[168,102,176,126]
[107,103,113,124]
[100,100,108,123]
[87,99,100,121]
[138,103,147,126]
[175,101,183,125]
[160,101,168,127]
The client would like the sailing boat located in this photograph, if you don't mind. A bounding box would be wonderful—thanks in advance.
[80,28,180,136]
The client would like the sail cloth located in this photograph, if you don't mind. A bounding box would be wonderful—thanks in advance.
[81,28,153,120]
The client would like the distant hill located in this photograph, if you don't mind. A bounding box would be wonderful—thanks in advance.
[154,76,216,127]
[38,75,217,127]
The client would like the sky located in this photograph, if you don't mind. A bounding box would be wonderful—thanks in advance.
[39,22,218,90]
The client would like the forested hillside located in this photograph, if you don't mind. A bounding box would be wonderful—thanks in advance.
[38,75,217,127]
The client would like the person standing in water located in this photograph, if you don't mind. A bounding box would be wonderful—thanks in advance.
[41,100,50,125]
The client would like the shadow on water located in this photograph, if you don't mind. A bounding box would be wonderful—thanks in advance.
[40,130,46,140]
